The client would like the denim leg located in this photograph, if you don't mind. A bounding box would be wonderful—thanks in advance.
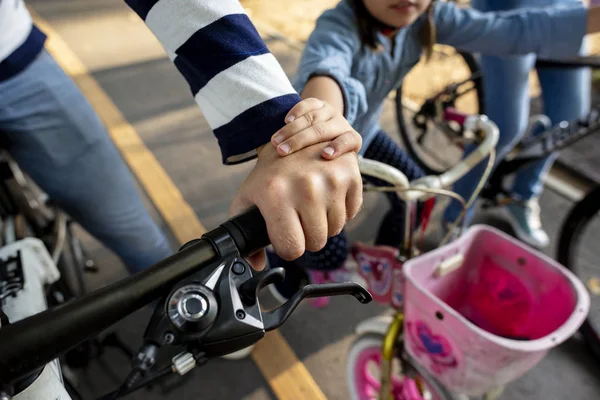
[0,50,173,274]
[511,43,591,200]
[443,54,535,223]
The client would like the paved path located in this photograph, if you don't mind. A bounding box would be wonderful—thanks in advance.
[25,1,600,399]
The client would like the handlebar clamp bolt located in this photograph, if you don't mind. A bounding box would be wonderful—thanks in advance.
[232,262,245,275]
[236,310,246,320]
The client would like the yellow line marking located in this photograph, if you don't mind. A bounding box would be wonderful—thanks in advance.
[253,331,327,400]
[30,9,327,400]
[31,11,204,245]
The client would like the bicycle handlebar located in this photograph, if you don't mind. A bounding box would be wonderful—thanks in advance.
[437,114,498,189]
[536,55,600,69]
[0,207,372,389]
[359,113,499,201]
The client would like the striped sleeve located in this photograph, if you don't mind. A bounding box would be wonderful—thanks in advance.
[124,0,301,164]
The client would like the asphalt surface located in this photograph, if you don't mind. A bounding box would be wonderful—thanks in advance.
[26,0,600,399]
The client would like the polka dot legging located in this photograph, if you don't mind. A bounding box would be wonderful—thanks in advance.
[272,130,425,272]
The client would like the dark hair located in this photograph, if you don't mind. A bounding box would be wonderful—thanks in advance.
[349,0,437,61]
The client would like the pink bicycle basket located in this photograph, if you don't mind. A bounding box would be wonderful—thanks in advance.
[402,225,590,395]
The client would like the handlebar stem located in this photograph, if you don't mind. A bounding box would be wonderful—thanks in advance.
[359,114,499,202]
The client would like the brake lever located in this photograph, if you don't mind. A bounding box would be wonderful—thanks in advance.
[239,267,285,305]
[262,282,372,331]
[143,240,372,359]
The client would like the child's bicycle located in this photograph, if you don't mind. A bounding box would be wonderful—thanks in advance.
[313,111,590,400]
[397,52,600,361]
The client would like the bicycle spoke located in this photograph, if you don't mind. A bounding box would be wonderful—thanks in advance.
[397,48,480,175]
[415,126,461,169]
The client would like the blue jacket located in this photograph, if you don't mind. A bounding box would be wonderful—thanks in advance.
[293,0,587,153]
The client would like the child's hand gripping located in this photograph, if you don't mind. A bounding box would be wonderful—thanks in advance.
[270,98,362,159]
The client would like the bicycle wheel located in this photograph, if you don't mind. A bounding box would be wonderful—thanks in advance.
[56,224,88,299]
[396,49,484,175]
[346,333,457,400]
[557,185,600,360]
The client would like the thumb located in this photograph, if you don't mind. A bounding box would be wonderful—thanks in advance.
[247,250,266,271]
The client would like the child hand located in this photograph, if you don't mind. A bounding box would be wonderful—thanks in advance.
[271,98,362,159]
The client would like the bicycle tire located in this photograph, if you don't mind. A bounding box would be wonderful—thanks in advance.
[346,333,458,400]
[557,184,600,360]
[396,51,484,176]
[56,228,87,300]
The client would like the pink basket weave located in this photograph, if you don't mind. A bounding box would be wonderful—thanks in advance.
[402,225,589,395]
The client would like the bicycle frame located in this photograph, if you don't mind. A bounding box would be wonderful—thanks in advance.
[480,109,600,206]
[380,313,405,400]
[357,113,499,399]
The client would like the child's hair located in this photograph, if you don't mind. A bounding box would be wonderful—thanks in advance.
[349,0,436,61]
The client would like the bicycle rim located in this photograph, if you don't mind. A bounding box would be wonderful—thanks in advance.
[346,333,456,400]
[396,50,484,175]
[557,185,600,360]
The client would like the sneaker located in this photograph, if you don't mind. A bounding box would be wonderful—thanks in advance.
[503,198,549,248]
[222,345,255,360]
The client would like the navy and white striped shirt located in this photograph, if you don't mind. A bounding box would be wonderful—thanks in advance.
[125,0,302,164]
[0,0,46,84]
[1,0,301,164]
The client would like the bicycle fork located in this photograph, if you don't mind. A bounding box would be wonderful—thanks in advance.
[379,312,404,400]
[378,199,416,399]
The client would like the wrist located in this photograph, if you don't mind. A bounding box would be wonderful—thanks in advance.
[256,143,268,158]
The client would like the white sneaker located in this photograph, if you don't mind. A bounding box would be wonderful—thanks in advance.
[503,198,549,248]
[222,345,255,360]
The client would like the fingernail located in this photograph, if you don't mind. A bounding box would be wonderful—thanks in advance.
[279,143,291,154]
[323,147,335,156]
[286,115,296,123]
[273,135,284,144]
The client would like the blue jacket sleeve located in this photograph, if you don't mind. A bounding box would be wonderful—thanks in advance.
[434,1,588,59]
[293,5,368,125]
[124,0,301,164]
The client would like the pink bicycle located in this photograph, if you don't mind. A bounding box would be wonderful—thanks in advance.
[312,111,590,400]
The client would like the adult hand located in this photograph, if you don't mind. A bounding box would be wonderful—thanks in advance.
[229,143,362,270]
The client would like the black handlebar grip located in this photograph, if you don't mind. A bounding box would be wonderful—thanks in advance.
[221,206,270,257]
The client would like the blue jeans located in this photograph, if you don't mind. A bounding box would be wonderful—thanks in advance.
[444,0,591,223]
[0,50,173,274]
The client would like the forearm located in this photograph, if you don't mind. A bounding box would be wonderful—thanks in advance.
[300,76,345,115]
[438,2,589,59]
[124,0,300,164]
